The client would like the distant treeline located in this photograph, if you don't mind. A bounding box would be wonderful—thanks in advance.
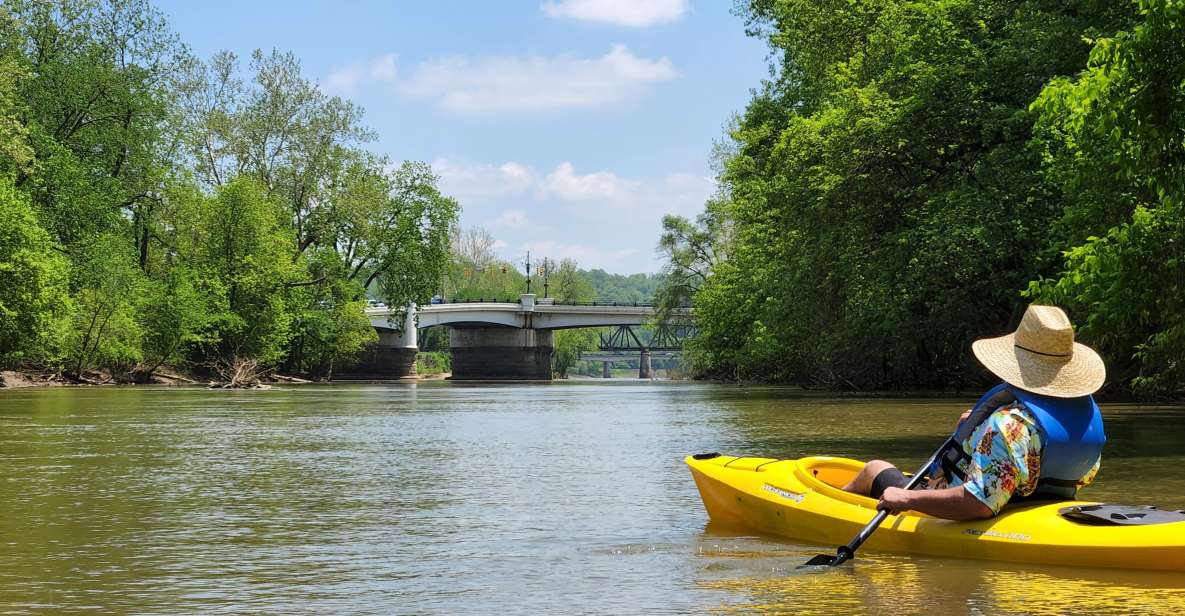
[659,0,1184,398]
[0,1,456,383]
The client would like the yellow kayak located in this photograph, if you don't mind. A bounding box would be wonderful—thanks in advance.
[686,453,1185,571]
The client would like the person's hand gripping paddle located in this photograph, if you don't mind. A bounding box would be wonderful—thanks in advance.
[800,437,955,568]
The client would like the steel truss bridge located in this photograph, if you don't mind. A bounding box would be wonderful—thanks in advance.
[596,324,697,352]
[578,323,696,378]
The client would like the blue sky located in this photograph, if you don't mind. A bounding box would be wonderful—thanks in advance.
[155,0,770,273]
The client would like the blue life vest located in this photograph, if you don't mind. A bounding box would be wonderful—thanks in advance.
[932,382,1105,500]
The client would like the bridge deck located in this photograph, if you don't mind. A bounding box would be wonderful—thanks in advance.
[366,296,692,331]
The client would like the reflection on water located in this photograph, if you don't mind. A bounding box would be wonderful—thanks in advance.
[0,383,1182,614]
[697,538,1185,615]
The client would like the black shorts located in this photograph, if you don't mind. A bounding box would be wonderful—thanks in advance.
[870,467,909,499]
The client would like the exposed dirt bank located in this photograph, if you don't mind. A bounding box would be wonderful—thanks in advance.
[0,368,447,389]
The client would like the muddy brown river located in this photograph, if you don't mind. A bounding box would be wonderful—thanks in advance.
[1,382,1182,614]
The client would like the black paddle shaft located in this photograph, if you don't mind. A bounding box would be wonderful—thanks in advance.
[803,438,955,568]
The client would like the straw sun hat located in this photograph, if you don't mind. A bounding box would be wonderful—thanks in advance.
[972,305,1105,398]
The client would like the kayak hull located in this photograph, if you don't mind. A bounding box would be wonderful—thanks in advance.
[686,454,1185,572]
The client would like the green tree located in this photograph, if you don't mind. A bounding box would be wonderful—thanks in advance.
[284,248,376,377]
[0,0,460,381]
[655,204,726,321]
[63,233,144,376]
[679,0,1129,386]
[135,267,216,378]
[581,269,662,304]
[1028,0,1185,396]
[446,226,525,301]
[0,176,68,366]
[548,259,599,377]
[553,328,598,379]
[177,49,458,333]
[185,177,302,368]
[549,258,595,304]
[4,0,184,261]
[369,162,459,311]
[0,57,34,174]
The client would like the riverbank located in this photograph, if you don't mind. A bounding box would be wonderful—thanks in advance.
[0,367,458,389]
[0,368,306,389]
[0,369,200,389]
[5,367,1167,400]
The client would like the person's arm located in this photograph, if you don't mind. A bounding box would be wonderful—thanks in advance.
[879,485,993,521]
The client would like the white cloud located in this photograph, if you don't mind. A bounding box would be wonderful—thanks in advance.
[325,65,364,95]
[369,53,398,82]
[434,158,714,271]
[324,54,398,95]
[491,209,529,229]
[647,172,718,217]
[521,240,639,271]
[399,45,677,113]
[537,162,714,217]
[437,159,712,215]
[433,158,535,204]
[541,0,688,27]
[538,162,627,201]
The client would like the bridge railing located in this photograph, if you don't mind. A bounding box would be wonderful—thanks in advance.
[430,298,693,308]
[432,298,521,304]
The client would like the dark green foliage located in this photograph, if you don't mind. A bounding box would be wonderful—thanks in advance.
[675,0,1139,390]
[1028,0,1185,396]
[553,328,599,379]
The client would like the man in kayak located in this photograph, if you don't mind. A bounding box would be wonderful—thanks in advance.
[841,304,1106,521]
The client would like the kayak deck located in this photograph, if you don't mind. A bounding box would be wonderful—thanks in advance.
[686,454,1185,571]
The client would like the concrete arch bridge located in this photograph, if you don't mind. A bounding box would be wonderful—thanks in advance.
[351,294,693,380]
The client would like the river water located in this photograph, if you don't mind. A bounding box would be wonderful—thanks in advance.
[1,382,1183,614]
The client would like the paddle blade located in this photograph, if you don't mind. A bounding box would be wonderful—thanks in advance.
[800,553,839,567]
[799,546,854,569]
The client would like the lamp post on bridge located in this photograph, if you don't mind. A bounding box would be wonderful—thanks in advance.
[523,250,531,295]
[523,252,553,299]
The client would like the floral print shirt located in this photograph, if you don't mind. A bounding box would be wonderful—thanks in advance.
[947,401,1101,514]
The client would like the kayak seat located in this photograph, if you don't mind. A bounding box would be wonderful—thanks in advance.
[1060,504,1185,526]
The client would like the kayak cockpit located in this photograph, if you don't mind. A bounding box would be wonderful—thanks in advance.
[792,456,937,519]
[792,456,881,508]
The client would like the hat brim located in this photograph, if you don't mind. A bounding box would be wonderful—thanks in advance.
[972,334,1106,398]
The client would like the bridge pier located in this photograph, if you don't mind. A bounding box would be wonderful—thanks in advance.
[639,348,652,379]
[602,361,612,379]
[450,327,553,380]
[339,304,418,379]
